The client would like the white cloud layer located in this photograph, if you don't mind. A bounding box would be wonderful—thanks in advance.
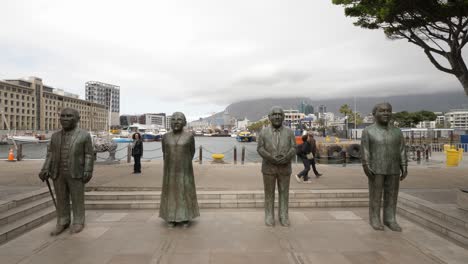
[0,0,465,120]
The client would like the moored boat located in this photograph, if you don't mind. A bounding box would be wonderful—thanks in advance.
[111,137,133,143]
[236,131,253,142]
[8,135,50,144]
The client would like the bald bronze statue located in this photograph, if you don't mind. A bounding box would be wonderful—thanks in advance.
[257,106,296,227]
[361,103,408,232]
[39,108,94,235]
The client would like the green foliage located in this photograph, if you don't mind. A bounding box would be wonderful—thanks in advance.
[339,104,363,125]
[393,110,437,127]
[247,119,270,132]
[332,0,468,95]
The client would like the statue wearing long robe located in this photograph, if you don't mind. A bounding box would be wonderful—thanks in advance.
[159,130,199,222]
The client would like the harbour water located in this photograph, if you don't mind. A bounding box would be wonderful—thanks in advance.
[0,136,263,162]
[0,136,365,164]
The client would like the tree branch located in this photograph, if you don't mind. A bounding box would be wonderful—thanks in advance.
[423,49,456,74]
[406,27,446,55]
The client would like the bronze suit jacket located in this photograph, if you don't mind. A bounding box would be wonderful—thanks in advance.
[41,128,94,180]
[257,126,296,175]
[361,124,407,175]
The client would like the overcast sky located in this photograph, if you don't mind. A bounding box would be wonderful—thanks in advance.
[0,0,465,120]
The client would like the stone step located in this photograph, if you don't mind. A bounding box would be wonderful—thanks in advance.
[0,207,56,245]
[399,193,468,232]
[398,203,468,247]
[0,188,50,213]
[85,198,369,210]
[84,189,369,201]
[0,197,54,226]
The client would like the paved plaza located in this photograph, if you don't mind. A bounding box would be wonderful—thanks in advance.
[0,154,467,263]
[1,208,468,264]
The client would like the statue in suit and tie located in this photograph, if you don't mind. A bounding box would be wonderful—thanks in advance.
[361,102,408,232]
[39,108,94,235]
[257,106,296,227]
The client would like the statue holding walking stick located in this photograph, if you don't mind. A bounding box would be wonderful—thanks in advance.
[39,108,94,235]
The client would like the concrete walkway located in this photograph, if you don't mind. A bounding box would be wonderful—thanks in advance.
[1,157,468,263]
[1,208,468,264]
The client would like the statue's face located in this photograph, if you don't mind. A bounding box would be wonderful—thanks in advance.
[374,104,392,125]
[60,108,79,131]
[269,108,284,129]
[171,114,186,132]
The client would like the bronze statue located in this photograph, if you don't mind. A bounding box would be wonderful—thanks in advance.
[159,112,199,228]
[361,102,408,231]
[257,106,296,227]
[39,108,94,235]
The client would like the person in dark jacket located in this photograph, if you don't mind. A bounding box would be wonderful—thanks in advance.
[295,134,322,183]
[307,133,322,178]
[132,132,143,174]
[295,135,312,183]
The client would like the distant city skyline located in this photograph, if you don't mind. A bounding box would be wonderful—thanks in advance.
[0,1,465,121]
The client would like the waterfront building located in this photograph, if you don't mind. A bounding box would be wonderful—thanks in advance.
[144,113,166,128]
[166,115,172,131]
[120,115,139,126]
[0,77,108,131]
[236,118,251,130]
[416,121,436,129]
[298,101,314,115]
[445,109,468,129]
[85,81,120,126]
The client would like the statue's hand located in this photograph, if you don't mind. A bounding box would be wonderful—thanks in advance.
[276,155,289,165]
[400,166,408,181]
[82,172,93,184]
[363,165,375,180]
[39,170,49,181]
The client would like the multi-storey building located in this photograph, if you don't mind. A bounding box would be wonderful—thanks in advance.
[445,109,468,129]
[120,115,139,127]
[144,113,166,128]
[165,115,172,131]
[0,77,108,131]
[85,81,120,126]
[318,105,327,114]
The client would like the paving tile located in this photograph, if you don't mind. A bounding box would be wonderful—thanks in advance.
[155,253,210,264]
[66,226,110,240]
[107,254,153,264]
[210,252,249,264]
[342,251,389,264]
[120,212,153,222]
[306,252,352,264]
[0,255,26,264]
[95,213,128,222]
[328,211,362,220]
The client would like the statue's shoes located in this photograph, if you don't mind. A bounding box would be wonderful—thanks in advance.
[50,224,70,236]
[182,221,190,228]
[70,224,84,234]
[370,221,384,231]
[265,218,275,227]
[167,222,176,228]
[279,219,290,227]
[384,222,402,232]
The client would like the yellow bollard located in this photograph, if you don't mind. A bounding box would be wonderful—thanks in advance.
[446,149,459,167]
[212,153,225,163]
